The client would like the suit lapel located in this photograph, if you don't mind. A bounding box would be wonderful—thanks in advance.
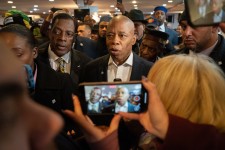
[130,53,142,80]
[97,55,109,81]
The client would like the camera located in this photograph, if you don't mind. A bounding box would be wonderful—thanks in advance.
[79,81,148,115]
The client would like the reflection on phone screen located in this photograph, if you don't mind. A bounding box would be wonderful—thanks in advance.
[186,0,225,26]
[84,83,144,114]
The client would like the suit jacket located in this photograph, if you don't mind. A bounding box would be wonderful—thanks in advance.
[37,43,92,86]
[75,36,98,59]
[165,27,178,46]
[83,53,153,82]
[172,34,225,73]
[31,60,81,134]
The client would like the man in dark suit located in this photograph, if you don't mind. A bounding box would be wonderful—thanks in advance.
[103,86,139,113]
[173,10,225,73]
[37,13,91,86]
[84,15,152,82]
[153,6,178,47]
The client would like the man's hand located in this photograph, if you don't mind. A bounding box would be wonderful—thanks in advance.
[116,2,126,14]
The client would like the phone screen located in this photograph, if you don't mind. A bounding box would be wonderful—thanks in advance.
[185,0,225,26]
[79,82,148,115]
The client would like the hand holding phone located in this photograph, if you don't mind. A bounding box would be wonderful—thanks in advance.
[79,81,148,115]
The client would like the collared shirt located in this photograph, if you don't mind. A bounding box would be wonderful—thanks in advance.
[189,40,218,56]
[159,23,165,32]
[214,10,223,23]
[200,40,218,56]
[88,101,100,112]
[107,52,133,82]
[115,101,128,113]
[48,45,71,73]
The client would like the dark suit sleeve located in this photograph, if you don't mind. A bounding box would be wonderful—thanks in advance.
[162,115,225,149]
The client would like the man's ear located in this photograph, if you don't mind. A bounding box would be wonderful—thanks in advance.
[131,34,137,46]
[33,47,38,59]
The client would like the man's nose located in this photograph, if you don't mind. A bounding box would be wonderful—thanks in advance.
[184,26,193,36]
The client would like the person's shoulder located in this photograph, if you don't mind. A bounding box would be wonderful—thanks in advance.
[71,49,92,61]
[133,53,153,66]
[86,55,109,67]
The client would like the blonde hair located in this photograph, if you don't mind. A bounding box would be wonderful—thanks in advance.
[148,54,225,131]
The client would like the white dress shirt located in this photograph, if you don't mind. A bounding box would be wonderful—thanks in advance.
[214,10,223,23]
[48,45,71,73]
[115,101,128,113]
[107,52,133,82]
[88,101,100,112]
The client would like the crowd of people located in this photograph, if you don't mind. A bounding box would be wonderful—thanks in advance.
[1,1,225,149]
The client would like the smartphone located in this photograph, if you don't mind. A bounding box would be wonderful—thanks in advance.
[79,81,148,115]
[117,0,122,4]
[185,0,225,26]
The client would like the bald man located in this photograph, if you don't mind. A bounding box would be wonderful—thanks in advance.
[83,15,152,82]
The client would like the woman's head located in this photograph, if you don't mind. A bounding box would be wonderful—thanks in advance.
[0,24,38,70]
[148,54,225,131]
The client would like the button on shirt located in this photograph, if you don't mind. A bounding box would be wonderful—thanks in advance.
[107,52,133,82]
[48,45,71,74]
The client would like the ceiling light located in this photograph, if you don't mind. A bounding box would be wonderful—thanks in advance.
[132,1,137,4]
[134,7,138,10]
[134,5,137,7]
[43,12,46,14]
[168,0,173,2]
[30,11,33,13]
[12,6,16,8]
[163,4,167,6]
[8,1,13,3]
[110,5,114,8]
[33,8,38,11]
[34,5,38,7]
[49,0,54,1]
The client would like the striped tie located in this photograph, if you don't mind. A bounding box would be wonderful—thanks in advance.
[57,57,65,73]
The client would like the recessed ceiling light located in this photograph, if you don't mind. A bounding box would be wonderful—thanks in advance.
[49,0,54,1]
[132,1,137,4]
[33,8,38,11]
[8,1,13,4]
[43,12,46,14]
[110,5,114,8]
[168,0,173,3]
[12,6,16,8]
[163,4,167,6]
[134,7,138,9]
[30,11,33,13]
[34,5,38,7]
[134,5,137,7]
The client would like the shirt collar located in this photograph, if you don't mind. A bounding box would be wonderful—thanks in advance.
[48,45,71,63]
[200,40,218,56]
[108,52,133,67]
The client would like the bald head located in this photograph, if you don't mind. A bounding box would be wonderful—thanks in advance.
[107,15,135,35]
[106,15,136,65]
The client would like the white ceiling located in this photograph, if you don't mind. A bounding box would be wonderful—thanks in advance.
[0,0,184,16]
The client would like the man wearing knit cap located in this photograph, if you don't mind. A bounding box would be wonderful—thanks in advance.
[153,6,178,47]
[173,10,225,73]
[140,28,169,62]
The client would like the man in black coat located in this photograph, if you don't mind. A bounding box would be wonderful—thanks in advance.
[172,10,225,73]
[84,15,152,82]
[37,13,91,86]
